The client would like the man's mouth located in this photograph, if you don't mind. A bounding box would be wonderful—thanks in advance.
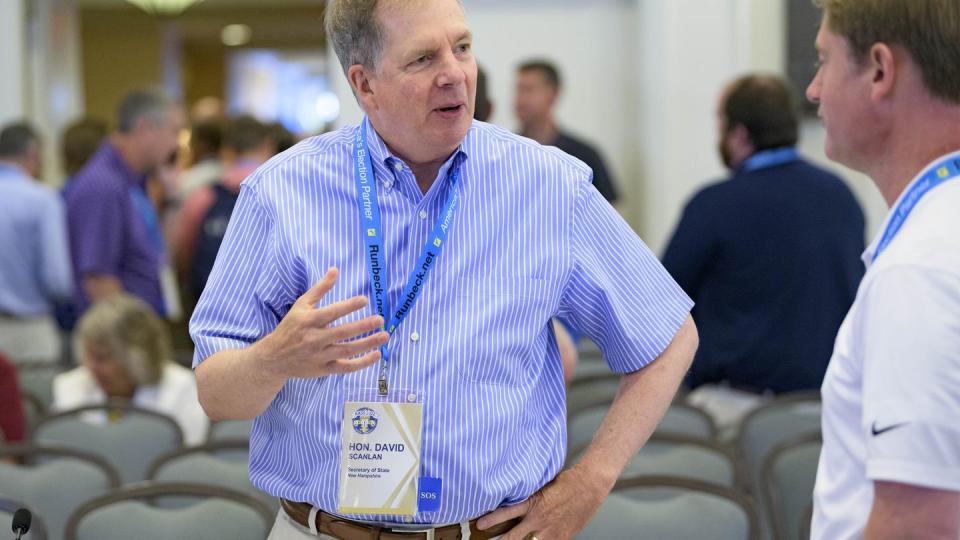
[437,104,462,112]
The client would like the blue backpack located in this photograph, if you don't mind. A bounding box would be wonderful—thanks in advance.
[191,184,238,300]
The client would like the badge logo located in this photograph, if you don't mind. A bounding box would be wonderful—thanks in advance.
[937,166,950,179]
[433,238,442,247]
[352,407,379,434]
[367,228,377,237]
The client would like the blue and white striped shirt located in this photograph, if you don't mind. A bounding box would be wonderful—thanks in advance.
[190,118,693,525]
[0,163,73,316]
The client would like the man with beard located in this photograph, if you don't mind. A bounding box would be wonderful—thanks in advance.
[662,74,864,438]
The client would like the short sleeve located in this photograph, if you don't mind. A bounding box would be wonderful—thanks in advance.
[860,265,960,492]
[189,184,295,367]
[557,180,693,373]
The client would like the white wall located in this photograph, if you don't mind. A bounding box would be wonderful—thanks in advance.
[0,0,26,125]
[26,0,85,186]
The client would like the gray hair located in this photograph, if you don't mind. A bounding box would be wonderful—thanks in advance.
[116,89,174,134]
[0,121,40,159]
[324,0,464,76]
[74,293,171,388]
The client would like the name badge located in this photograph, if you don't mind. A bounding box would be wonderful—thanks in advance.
[338,396,424,516]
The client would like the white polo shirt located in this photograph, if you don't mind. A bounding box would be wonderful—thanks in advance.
[812,151,960,540]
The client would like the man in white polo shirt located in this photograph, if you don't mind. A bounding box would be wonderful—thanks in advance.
[806,1,960,538]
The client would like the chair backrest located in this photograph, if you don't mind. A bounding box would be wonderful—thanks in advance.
[762,433,822,540]
[15,362,62,409]
[737,392,821,488]
[147,441,275,511]
[570,360,612,383]
[737,392,820,540]
[567,374,621,417]
[64,482,274,540]
[207,418,254,443]
[577,476,760,540]
[798,502,813,540]
[568,434,739,488]
[568,402,717,453]
[21,391,47,434]
[0,460,93,540]
[31,403,184,484]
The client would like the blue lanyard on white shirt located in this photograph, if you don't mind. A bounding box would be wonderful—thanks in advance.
[872,155,960,262]
[353,118,464,395]
[740,147,800,173]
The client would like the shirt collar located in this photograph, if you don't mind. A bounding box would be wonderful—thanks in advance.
[100,141,148,188]
[736,146,800,175]
[0,161,29,181]
[361,116,471,191]
[862,148,960,267]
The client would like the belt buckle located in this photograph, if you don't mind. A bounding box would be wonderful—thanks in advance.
[391,524,435,540]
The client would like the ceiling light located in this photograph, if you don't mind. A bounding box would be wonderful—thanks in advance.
[124,0,203,16]
[221,24,253,47]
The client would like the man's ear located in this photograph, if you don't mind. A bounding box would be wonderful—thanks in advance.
[348,64,377,110]
[868,42,897,102]
[730,123,753,151]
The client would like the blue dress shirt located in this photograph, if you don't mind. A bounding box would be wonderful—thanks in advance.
[190,119,693,524]
[0,163,73,316]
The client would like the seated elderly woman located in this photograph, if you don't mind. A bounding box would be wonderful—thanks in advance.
[52,293,208,445]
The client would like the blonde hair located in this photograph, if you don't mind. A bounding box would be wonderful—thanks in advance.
[816,0,960,104]
[74,293,170,387]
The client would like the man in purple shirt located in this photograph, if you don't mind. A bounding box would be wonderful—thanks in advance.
[65,90,183,316]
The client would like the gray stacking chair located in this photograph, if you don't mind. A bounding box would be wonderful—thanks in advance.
[20,391,46,434]
[577,476,760,540]
[736,392,821,540]
[31,403,184,484]
[568,434,739,488]
[207,418,254,443]
[0,497,48,540]
[0,445,119,540]
[15,362,62,409]
[64,482,273,540]
[762,433,822,540]
[799,502,813,540]
[147,441,276,511]
[567,373,621,417]
[568,401,716,452]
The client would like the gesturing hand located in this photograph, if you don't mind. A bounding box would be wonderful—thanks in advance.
[259,267,389,380]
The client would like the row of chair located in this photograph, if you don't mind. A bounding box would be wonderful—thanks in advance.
[1,481,273,540]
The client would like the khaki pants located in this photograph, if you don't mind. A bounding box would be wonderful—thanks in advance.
[0,315,61,365]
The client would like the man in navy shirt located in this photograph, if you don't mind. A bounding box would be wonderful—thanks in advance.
[662,75,864,433]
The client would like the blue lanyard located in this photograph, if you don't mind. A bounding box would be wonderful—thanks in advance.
[740,147,800,173]
[354,118,464,395]
[129,185,165,254]
[873,155,960,262]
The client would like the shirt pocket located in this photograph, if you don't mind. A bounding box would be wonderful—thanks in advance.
[451,276,555,387]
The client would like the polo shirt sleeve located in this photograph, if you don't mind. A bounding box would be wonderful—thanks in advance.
[557,180,693,373]
[860,264,960,493]
[190,184,295,368]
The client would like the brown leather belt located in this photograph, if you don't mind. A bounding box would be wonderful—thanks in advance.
[280,499,520,540]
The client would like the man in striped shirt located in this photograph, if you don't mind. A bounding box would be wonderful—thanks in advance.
[190,1,698,538]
